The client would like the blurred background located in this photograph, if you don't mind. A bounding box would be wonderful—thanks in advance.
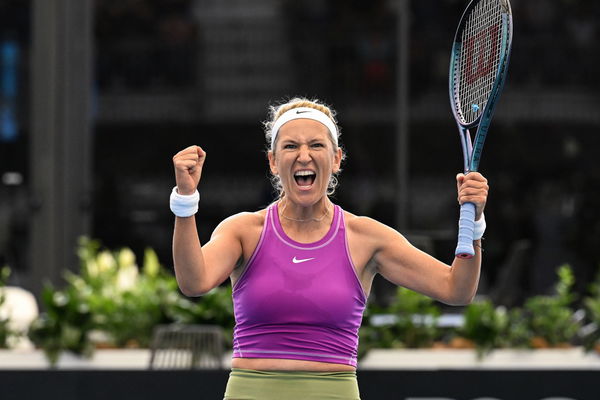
[1,0,599,309]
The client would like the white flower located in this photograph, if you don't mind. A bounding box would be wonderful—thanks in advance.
[85,260,99,278]
[53,292,68,307]
[97,250,117,274]
[117,248,136,269]
[116,264,139,292]
[143,248,160,277]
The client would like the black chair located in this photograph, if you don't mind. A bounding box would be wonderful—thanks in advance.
[149,324,225,369]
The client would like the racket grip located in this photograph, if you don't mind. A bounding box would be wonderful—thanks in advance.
[455,202,476,259]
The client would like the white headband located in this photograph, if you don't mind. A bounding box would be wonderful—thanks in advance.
[270,107,338,149]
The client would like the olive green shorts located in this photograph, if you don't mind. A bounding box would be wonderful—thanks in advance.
[223,368,361,400]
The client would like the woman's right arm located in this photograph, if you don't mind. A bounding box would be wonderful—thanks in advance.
[173,214,243,296]
[171,145,242,296]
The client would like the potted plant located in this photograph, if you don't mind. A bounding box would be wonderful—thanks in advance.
[28,238,175,363]
[453,299,509,358]
[582,269,600,353]
[523,265,581,348]
[82,244,186,348]
[28,237,235,365]
[359,286,442,357]
[28,281,95,366]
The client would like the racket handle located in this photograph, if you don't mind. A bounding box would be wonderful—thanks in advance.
[455,202,476,259]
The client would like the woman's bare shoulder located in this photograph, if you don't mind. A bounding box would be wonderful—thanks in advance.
[343,210,386,234]
[212,208,268,236]
[212,208,269,274]
[343,209,408,246]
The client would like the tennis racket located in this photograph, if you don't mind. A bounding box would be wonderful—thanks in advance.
[449,0,513,258]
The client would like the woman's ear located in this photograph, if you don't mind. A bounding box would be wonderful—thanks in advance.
[332,147,342,173]
[268,151,278,175]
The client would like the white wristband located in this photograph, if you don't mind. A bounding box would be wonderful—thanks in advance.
[473,213,486,240]
[170,186,199,217]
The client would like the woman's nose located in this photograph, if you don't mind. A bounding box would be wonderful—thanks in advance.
[298,145,311,161]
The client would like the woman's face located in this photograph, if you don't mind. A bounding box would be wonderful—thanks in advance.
[268,119,342,206]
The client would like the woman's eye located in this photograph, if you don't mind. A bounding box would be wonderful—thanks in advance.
[283,144,296,149]
[311,143,324,148]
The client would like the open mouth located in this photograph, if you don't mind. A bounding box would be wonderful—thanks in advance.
[294,170,316,187]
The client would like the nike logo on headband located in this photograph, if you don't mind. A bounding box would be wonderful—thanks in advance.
[271,107,338,148]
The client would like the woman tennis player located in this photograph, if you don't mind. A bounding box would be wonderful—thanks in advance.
[171,97,488,399]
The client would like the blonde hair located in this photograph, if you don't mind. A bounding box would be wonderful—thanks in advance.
[263,97,346,198]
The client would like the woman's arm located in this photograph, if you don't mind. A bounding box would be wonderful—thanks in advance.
[373,228,482,305]
[355,172,488,305]
[173,213,245,296]
[171,145,244,296]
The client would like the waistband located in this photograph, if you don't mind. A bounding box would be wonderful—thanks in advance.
[224,368,361,400]
[230,368,357,379]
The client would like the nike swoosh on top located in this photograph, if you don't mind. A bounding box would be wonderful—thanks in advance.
[292,256,315,264]
[296,110,311,114]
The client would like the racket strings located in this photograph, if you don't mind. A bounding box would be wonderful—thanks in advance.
[456,0,506,124]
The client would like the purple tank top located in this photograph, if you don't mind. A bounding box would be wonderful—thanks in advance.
[232,203,367,367]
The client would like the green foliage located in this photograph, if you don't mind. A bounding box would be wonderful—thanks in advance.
[582,268,600,351]
[454,300,531,356]
[359,266,581,358]
[24,238,600,365]
[503,307,534,349]
[388,287,441,348]
[28,237,235,365]
[359,287,442,356]
[523,265,580,346]
[75,243,182,348]
[163,285,236,348]
[458,299,509,357]
[28,284,95,365]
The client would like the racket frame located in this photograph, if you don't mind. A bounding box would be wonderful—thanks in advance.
[449,0,513,258]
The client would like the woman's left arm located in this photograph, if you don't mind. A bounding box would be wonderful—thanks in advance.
[367,172,488,305]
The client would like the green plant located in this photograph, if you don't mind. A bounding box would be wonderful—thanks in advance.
[28,282,95,366]
[523,265,580,347]
[360,287,442,352]
[190,285,235,348]
[457,299,509,357]
[28,238,176,363]
[80,245,185,348]
[391,287,442,348]
[582,268,600,351]
[28,237,236,365]
[504,307,533,349]
[456,301,534,356]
